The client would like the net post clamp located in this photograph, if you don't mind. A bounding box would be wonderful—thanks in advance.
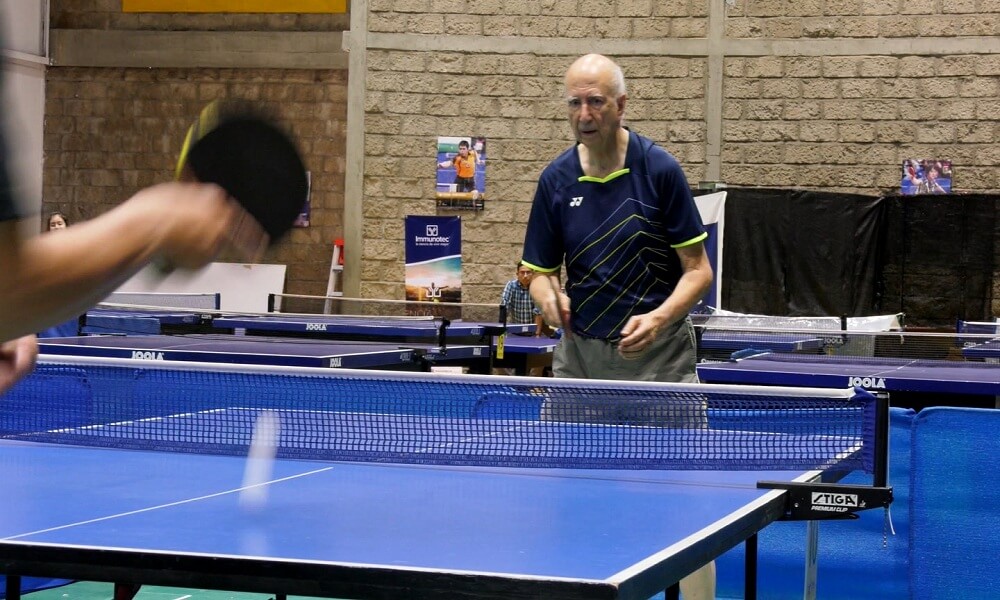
[757,481,893,521]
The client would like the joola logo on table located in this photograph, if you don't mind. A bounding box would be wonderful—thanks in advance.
[329,357,342,367]
[811,492,861,513]
[305,323,329,331]
[848,376,887,389]
[130,351,165,360]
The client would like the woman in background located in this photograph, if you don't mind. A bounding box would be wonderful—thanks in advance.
[47,212,69,231]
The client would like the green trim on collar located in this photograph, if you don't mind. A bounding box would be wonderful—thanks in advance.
[577,168,630,184]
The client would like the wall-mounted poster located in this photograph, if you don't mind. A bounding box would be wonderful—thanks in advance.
[293,171,311,228]
[901,159,952,195]
[436,136,486,210]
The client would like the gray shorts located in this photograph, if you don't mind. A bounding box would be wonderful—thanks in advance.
[553,317,699,383]
[543,318,706,428]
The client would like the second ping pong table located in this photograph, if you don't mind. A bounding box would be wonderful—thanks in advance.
[962,338,1000,362]
[697,353,1000,409]
[211,313,534,339]
[79,309,546,374]
[0,357,890,600]
[36,334,490,371]
[82,309,534,340]
[80,309,208,336]
[699,331,825,354]
[494,334,559,375]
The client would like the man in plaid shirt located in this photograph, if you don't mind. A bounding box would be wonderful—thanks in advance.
[500,262,543,326]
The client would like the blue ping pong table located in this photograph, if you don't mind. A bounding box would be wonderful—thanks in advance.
[494,335,558,375]
[82,310,534,340]
[962,338,1000,362]
[699,332,824,354]
[36,334,489,371]
[0,441,831,600]
[697,353,1000,409]
[80,310,539,373]
[211,314,534,338]
[0,358,888,600]
[80,309,209,336]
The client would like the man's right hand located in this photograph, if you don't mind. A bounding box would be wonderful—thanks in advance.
[530,274,571,332]
[0,335,38,395]
[135,182,269,270]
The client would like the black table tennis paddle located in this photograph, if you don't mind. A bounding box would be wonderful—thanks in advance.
[175,100,308,244]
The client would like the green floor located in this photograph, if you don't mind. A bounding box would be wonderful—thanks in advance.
[24,581,327,600]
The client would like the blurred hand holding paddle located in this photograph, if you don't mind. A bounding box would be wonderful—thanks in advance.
[129,181,267,270]
[165,100,308,270]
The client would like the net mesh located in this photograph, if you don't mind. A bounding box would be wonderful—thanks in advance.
[692,311,905,361]
[691,311,903,332]
[269,294,504,324]
[1,358,877,472]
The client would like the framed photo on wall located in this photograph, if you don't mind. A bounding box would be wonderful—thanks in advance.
[901,159,952,195]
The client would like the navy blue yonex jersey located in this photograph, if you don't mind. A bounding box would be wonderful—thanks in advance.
[522,131,705,340]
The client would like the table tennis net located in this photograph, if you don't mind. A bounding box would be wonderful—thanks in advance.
[101,292,221,310]
[691,311,904,332]
[269,293,505,325]
[1,360,877,472]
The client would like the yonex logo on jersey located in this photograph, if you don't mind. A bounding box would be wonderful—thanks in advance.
[569,196,583,207]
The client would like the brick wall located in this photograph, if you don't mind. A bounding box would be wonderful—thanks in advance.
[39,1,1000,315]
[725,0,1000,37]
[42,2,348,297]
[361,1,1000,313]
[721,54,1000,191]
[42,67,347,296]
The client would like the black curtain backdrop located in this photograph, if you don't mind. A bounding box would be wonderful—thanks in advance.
[719,188,889,317]
[881,194,998,327]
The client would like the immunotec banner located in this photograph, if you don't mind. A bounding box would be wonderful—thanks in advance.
[404,216,462,303]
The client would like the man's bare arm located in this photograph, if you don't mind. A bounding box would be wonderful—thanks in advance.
[617,242,713,357]
[0,181,265,341]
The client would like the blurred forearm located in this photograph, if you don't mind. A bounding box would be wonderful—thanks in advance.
[0,181,265,343]
[0,202,162,340]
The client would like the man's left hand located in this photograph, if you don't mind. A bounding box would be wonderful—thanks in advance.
[617,313,667,359]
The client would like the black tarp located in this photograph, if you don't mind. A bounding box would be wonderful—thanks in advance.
[718,188,889,317]
[881,194,998,327]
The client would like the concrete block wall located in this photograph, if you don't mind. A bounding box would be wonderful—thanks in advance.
[42,66,347,296]
[41,2,348,297]
[37,1,1000,312]
[722,53,1000,191]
